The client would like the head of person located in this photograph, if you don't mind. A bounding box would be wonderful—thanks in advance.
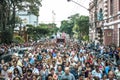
[108,71,115,79]
[86,62,90,68]
[103,74,107,80]
[80,53,83,57]
[27,69,32,76]
[3,65,8,71]
[31,64,36,69]
[27,63,32,68]
[13,61,17,67]
[13,76,21,80]
[88,72,92,78]
[95,65,99,72]
[1,59,5,64]
[64,67,70,75]
[78,75,84,80]
[57,65,62,72]
[22,66,26,74]
[65,62,70,67]
[14,68,20,75]
[47,74,53,80]
[33,75,37,80]
[50,68,55,75]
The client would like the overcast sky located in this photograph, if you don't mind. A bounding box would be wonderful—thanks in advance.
[39,0,90,27]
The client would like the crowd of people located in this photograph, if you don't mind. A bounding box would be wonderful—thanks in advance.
[0,39,120,80]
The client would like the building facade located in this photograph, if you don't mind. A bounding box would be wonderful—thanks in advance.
[89,0,120,46]
[16,11,38,26]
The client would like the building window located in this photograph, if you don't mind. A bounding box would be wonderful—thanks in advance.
[110,0,113,15]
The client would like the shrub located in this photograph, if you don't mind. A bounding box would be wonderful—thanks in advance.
[13,35,24,44]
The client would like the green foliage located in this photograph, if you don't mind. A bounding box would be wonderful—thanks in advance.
[15,16,22,24]
[27,23,59,41]
[1,30,12,44]
[83,35,89,41]
[13,35,24,43]
[76,15,89,35]
[0,0,42,44]
[60,14,89,40]
[26,24,34,28]
[59,20,74,37]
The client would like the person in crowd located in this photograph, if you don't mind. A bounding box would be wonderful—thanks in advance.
[78,75,84,80]
[10,61,22,75]
[115,64,120,80]
[70,63,79,79]
[85,72,93,80]
[82,62,92,78]
[56,65,64,80]
[46,74,53,80]
[1,65,8,78]
[22,69,33,80]
[13,76,21,80]
[106,71,116,80]
[36,61,43,72]
[6,69,14,80]
[0,69,5,80]
[40,65,49,80]
[13,68,21,77]
[61,67,75,80]
[0,60,5,68]
[92,65,102,79]
[31,64,39,75]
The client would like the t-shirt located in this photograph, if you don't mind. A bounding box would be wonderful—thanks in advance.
[61,73,75,80]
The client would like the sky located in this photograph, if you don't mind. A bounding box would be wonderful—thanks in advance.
[39,0,90,27]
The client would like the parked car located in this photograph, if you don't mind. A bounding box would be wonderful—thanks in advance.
[16,47,33,58]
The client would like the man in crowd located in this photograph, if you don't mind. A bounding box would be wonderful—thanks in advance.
[61,67,75,80]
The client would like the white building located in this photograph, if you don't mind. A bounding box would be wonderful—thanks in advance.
[16,10,38,26]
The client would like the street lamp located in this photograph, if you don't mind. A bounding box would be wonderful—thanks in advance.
[67,0,89,11]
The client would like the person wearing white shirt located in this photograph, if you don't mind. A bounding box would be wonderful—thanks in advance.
[31,64,39,75]
[115,64,120,80]
[92,65,102,79]
[9,61,22,75]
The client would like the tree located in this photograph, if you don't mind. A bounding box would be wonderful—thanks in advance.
[60,14,79,38]
[0,0,42,44]
[60,20,74,38]
[13,35,25,43]
[59,14,89,40]
[75,15,89,40]
[27,23,59,41]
